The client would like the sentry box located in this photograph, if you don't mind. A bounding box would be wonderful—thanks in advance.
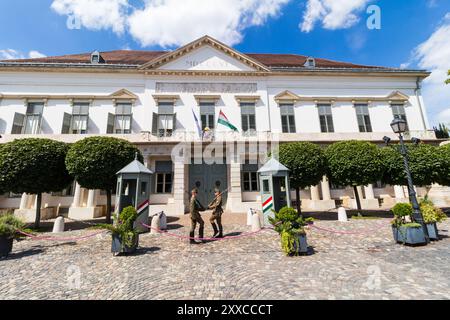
[115,154,153,233]
[258,158,292,226]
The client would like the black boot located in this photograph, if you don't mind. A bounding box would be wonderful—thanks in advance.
[217,224,224,238]
[199,227,206,243]
[189,231,198,244]
[211,223,219,238]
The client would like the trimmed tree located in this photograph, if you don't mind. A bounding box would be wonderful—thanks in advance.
[325,140,384,214]
[436,143,450,187]
[65,137,143,224]
[0,138,72,229]
[380,143,441,189]
[277,142,327,215]
[446,69,450,84]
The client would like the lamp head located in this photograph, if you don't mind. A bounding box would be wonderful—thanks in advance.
[383,136,391,146]
[390,118,408,134]
[411,137,421,145]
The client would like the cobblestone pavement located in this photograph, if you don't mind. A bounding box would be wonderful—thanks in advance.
[0,213,449,300]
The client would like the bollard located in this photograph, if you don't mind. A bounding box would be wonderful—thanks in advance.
[247,209,253,226]
[150,214,161,235]
[159,211,167,230]
[338,207,348,222]
[52,216,65,233]
[251,212,261,232]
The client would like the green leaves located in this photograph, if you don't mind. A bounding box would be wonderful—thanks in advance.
[65,137,143,191]
[277,142,327,189]
[437,144,450,187]
[325,140,383,187]
[0,138,72,194]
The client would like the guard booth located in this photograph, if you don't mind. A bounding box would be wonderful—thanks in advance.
[115,155,153,233]
[258,158,292,225]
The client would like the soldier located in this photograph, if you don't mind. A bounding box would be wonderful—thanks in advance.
[208,188,224,238]
[189,187,206,244]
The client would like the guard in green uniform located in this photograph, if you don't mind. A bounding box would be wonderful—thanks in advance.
[189,188,206,244]
[208,188,224,238]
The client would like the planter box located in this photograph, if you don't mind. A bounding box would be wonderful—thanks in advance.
[292,234,308,255]
[426,222,439,241]
[392,226,427,245]
[0,236,13,258]
[111,234,139,255]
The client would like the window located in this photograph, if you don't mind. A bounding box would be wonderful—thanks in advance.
[355,104,372,133]
[240,102,256,132]
[241,161,259,192]
[154,161,173,194]
[280,103,296,133]
[71,103,89,134]
[391,104,409,131]
[200,101,215,130]
[115,103,132,134]
[318,104,334,133]
[153,102,176,137]
[23,103,44,134]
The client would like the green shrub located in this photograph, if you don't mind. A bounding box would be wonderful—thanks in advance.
[421,203,447,224]
[97,206,138,248]
[0,214,27,239]
[391,203,413,227]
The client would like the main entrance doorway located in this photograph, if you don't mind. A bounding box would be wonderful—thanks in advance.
[189,162,228,208]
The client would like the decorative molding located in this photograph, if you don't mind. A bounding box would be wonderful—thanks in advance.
[139,35,271,72]
[274,90,301,103]
[235,95,261,103]
[152,95,180,104]
[155,82,257,94]
[194,95,221,104]
[387,90,409,103]
[109,89,138,102]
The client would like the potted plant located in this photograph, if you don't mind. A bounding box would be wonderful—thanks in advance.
[420,198,447,241]
[0,214,28,258]
[391,203,426,245]
[269,207,313,256]
[98,206,139,256]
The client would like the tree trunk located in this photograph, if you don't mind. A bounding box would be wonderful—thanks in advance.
[353,185,362,217]
[34,193,42,230]
[106,189,112,224]
[295,187,302,217]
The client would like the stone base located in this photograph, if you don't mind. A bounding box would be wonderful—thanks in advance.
[302,199,336,211]
[428,185,450,207]
[68,207,103,220]
[360,199,380,210]
[14,208,56,223]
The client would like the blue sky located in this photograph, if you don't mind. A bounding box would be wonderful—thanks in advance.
[0,0,449,126]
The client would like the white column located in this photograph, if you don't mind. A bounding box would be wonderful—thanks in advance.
[27,194,36,209]
[226,160,243,212]
[321,176,331,200]
[310,185,320,201]
[87,190,97,208]
[19,193,29,210]
[364,184,375,200]
[72,183,82,207]
[394,185,406,199]
[173,161,185,214]
[356,186,364,199]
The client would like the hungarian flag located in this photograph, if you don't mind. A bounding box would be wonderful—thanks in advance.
[218,110,238,131]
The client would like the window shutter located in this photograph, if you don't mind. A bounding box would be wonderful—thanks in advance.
[61,113,72,134]
[172,113,177,132]
[107,113,115,134]
[152,112,158,136]
[11,113,25,134]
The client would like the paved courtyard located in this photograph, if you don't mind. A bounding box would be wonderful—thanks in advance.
[0,212,449,300]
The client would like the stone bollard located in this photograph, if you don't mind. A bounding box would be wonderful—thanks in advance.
[247,209,254,226]
[150,214,161,235]
[251,212,261,232]
[338,207,348,222]
[159,211,167,230]
[52,216,65,233]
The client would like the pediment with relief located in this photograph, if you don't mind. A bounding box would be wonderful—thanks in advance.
[109,89,138,101]
[274,90,301,103]
[139,35,270,72]
[387,91,409,101]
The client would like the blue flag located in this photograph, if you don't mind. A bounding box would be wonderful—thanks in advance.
[192,108,203,138]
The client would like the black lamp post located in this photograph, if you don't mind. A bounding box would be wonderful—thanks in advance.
[390,118,429,242]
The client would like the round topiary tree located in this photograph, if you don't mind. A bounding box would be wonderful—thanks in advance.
[277,142,327,214]
[380,143,441,188]
[437,143,450,187]
[66,137,143,224]
[0,138,72,229]
[325,140,384,214]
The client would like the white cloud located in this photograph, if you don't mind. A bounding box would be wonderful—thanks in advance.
[300,0,372,32]
[410,13,450,126]
[0,49,46,60]
[128,0,289,47]
[51,0,129,34]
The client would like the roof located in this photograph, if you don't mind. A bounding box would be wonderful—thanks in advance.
[258,158,290,176]
[117,159,153,175]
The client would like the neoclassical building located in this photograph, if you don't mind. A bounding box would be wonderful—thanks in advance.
[0,35,443,221]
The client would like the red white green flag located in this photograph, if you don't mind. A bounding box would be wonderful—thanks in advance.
[262,196,274,214]
[218,110,238,131]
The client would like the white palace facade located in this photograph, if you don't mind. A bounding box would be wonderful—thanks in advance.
[0,36,444,220]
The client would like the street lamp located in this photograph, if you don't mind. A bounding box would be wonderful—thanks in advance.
[390,118,429,242]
